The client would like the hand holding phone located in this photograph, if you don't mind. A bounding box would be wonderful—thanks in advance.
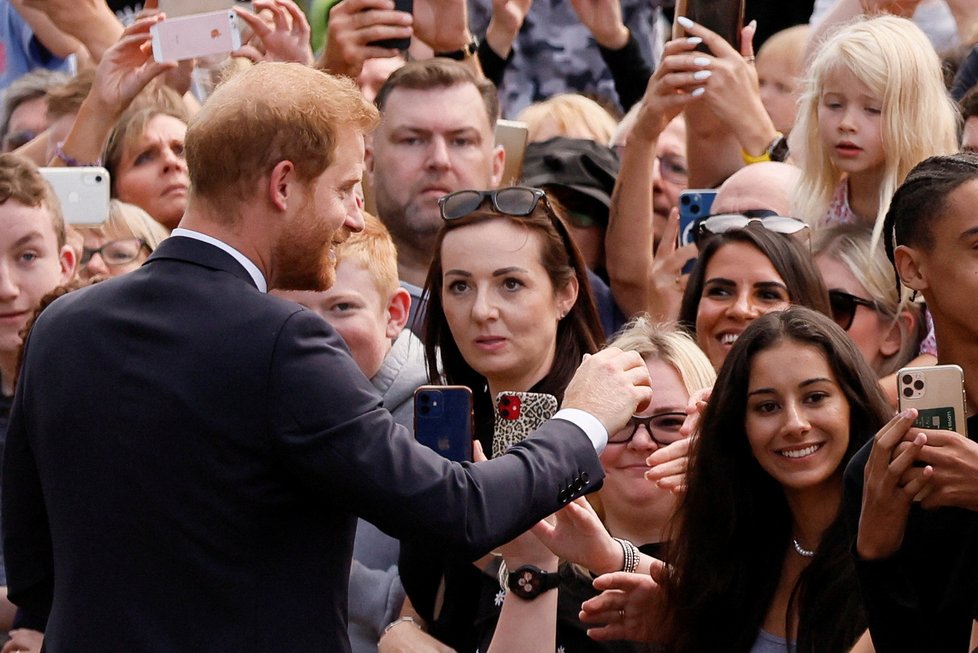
[39,167,111,225]
[897,365,967,436]
[673,0,744,51]
[151,10,243,63]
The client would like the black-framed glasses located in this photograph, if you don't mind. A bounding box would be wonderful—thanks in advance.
[694,211,810,246]
[608,411,687,446]
[439,186,547,221]
[80,238,149,266]
[829,289,878,331]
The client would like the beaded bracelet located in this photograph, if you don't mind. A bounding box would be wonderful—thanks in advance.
[613,537,640,574]
[54,141,101,167]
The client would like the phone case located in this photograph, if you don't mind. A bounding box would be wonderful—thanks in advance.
[414,385,474,461]
[157,0,252,18]
[492,391,558,458]
[897,364,967,436]
[151,10,242,63]
[39,167,110,225]
[674,0,745,50]
[677,189,716,274]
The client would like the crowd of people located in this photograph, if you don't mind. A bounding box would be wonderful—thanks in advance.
[2,0,978,651]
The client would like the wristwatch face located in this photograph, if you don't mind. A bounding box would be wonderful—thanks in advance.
[508,565,558,599]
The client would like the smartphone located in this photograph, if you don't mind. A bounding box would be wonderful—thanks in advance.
[492,392,558,458]
[495,120,530,187]
[674,0,745,51]
[367,0,413,50]
[151,10,242,63]
[897,364,967,436]
[677,189,716,274]
[158,0,252,18]
[39,167,110,225]
[414,385,474,462]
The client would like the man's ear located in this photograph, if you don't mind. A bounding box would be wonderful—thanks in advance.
[385,287,411,339]
[267,160,297,212]
[58,244,76,284]
[489,143,506,188]
[893,244,927,293]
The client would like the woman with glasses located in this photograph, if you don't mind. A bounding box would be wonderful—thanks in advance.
[583,307,884,652]
[484,316,715,653]
[814,224,926,403]
[73,199,169,280]
[678,222,831,370]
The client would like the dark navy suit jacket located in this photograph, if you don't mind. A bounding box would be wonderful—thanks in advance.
[1,236,602,652]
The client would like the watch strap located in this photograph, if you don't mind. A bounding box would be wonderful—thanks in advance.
[742,132,787,165]
[434,37,479,61]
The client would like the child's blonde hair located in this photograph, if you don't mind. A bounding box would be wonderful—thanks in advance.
[335,212,399,299]
[792,16,958,245]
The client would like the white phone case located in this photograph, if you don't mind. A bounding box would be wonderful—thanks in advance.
[39,167,110,225]
[151,10,242,63]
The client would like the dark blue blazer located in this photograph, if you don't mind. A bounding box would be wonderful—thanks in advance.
[2,236,603,652]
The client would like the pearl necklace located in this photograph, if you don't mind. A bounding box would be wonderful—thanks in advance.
[792,537,816,558]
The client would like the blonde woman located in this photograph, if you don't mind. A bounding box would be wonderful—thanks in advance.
[73,199,170,279]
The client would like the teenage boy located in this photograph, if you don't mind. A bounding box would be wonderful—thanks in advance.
[845,152,978,653]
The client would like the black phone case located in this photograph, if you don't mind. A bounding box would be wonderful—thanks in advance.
[367,0,413,50]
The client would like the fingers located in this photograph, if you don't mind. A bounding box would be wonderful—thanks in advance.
[645,435,689,469]
[874,409,917,451]
[472,438,487,462]
[654,208,680,259]
[232,44,265,63]
[675,15,737,58]
[887,430,926,479]
[739,19,756,58]
[234,5,273,39]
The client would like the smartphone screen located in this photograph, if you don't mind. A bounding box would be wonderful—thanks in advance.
[414,385,474,461]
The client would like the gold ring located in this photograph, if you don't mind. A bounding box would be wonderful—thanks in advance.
[619,608,625,621]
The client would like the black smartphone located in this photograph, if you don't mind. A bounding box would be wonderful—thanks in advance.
[677,189,716,274]
[414,385,474,461]
[367,0,413,50]
[674,0,745,51]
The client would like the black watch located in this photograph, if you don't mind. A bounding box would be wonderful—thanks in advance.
[768,133,790,162]
[435,37,479,61]
[507,565,560,600]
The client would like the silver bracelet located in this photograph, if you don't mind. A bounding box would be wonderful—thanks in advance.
[613,537,639,573]
[382,615,422,636]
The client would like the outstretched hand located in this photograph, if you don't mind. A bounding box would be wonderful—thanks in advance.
[317,0,412,77]
[532,497,622,573]
[579,559,668,643]
[562,348,653,436]
[234,0,314,65]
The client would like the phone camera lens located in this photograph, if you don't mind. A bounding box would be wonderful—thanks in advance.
[419,405,430,415]
[420,394,430,404]
[914,380,925,390]
[95,175,103,183]
[902,374,913,385]
[903,387,914,398]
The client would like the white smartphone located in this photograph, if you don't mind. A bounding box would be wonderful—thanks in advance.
[39,167,110,225]
[151,10,242,63]
[158,0,252,18]
[897,364,968,436]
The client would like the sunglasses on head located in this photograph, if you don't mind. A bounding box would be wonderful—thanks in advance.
[694,211,810,246]
[829,289,878,331]
[438,186,548,221]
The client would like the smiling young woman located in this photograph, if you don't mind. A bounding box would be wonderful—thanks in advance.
[663,306,891,653]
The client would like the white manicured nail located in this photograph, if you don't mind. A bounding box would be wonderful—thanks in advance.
[693,70,712,80]
[693,56,710,67]
[691,87,706,97]
[677,16,694,29]
[686,36,702,45]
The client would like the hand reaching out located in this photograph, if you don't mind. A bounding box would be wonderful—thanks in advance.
[317,0,412,78]
[579,559,669,643]
[234,0,314,65]
[532,498,622,573]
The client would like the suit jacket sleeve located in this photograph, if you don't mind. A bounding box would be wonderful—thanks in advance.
[267,310,604,559]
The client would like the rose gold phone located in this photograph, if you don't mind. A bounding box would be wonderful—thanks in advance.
[495,120,530,187]
[151,10,242,63]
[897,364,967,436]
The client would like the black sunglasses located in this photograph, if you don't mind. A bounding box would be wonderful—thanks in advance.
[694,211,810,246]
[438,186,548,221]
[607,412,687,447]
[829,289,877,331]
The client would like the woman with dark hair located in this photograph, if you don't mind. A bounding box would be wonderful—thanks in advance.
[581,307,889,651]
[396,187,605,652]
[677,222,831,369]
[423,186,605,447]
[663,306,887,652]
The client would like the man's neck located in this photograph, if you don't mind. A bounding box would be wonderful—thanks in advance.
[397,250,433,288]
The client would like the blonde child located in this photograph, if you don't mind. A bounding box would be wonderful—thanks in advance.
[792,15,958,246]
[755,24,810,135]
